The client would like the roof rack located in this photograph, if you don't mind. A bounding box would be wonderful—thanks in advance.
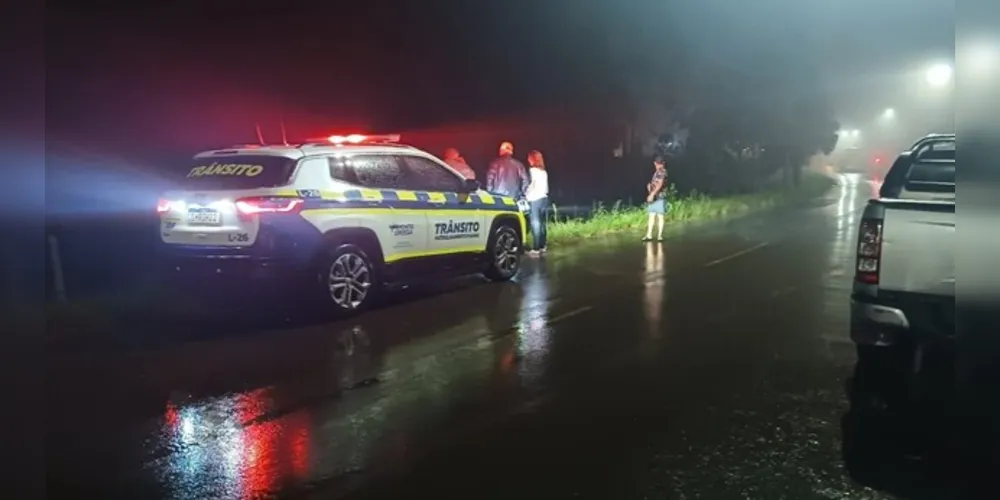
[212,134,412,151]
[217,143,301,150]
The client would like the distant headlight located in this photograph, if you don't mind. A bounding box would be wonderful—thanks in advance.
[516,199,530,212]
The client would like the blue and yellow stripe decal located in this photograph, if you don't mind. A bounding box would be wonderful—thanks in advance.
[278,188,520,213]
[275,188,526,246]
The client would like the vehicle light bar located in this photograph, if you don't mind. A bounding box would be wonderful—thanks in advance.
[326,134,402,145]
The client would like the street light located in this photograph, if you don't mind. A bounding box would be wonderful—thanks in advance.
[925,63,953,87]
[878,108,896,128]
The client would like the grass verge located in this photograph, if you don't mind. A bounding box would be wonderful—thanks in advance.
[543,173,835,244]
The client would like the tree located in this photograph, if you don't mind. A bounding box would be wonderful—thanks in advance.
[759,93,839,187]
[609,35,839,194]
[678,59,839,191]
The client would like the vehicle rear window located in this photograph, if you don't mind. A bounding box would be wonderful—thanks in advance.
[881,157,955,199]
[329,154,408,190]
[907,161,955,185]
[899,160,954,198]
[879,137,957,201]
[179,155,296,190]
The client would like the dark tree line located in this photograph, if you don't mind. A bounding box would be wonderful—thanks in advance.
[616,51,839,196]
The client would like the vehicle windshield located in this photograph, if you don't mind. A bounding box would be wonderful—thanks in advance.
[177,155,296,190]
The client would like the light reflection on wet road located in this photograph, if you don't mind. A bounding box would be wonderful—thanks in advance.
[47,175,926,499]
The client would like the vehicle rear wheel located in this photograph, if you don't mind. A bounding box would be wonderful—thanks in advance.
[319,244,379,315]
[852,344,914,415]
[484,224,521,281]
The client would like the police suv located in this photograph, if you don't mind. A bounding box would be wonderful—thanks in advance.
[157,134,526,314]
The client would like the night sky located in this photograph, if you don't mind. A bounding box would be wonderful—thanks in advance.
[46,0,954,155]
[48,0,624,151]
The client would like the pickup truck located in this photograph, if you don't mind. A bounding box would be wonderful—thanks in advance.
[850,133,955,410]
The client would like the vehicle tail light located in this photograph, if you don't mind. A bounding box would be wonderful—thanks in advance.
[157,198,172,214]
[856,218,883,284]
[235,196,304,220]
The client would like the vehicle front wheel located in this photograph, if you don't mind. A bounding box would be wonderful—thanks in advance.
[319,244,379,315]
[484,224,522,281]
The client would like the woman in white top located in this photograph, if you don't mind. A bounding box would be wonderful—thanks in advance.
[525,150,550,255]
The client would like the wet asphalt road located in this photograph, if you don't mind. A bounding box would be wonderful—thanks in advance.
[47,176,940,499]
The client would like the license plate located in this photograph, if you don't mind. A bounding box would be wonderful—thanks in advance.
[187,209,221,225]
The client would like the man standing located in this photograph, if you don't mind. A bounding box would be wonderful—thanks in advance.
[485,141,529,199]
[442,148,476,180]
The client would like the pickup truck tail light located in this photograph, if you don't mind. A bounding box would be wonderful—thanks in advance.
[235,196,304,221]
[856,218,883,284]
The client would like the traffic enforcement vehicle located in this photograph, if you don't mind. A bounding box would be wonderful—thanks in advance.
[156,134,526,314]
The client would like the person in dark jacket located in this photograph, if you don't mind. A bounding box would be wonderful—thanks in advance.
[485,141,529,199]
[442,148,476,180]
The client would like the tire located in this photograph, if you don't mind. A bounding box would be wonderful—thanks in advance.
[317,243,379,315]
[852,344,915,415]
[484,223,522,281]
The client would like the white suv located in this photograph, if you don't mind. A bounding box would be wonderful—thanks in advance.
[156,135,526,314]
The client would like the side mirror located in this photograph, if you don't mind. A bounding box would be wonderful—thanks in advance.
[460,178,480,193]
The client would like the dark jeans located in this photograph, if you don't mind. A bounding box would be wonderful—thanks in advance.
[529,197,549,250]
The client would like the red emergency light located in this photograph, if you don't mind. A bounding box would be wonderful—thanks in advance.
[329,134,366,144]
[326,134,401,144]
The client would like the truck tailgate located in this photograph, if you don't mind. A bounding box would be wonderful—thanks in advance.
[877,201,955,296]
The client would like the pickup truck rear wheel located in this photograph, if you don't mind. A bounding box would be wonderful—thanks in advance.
[319,244,379,315]
[484,224,522,281]
[852,345,914,414]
